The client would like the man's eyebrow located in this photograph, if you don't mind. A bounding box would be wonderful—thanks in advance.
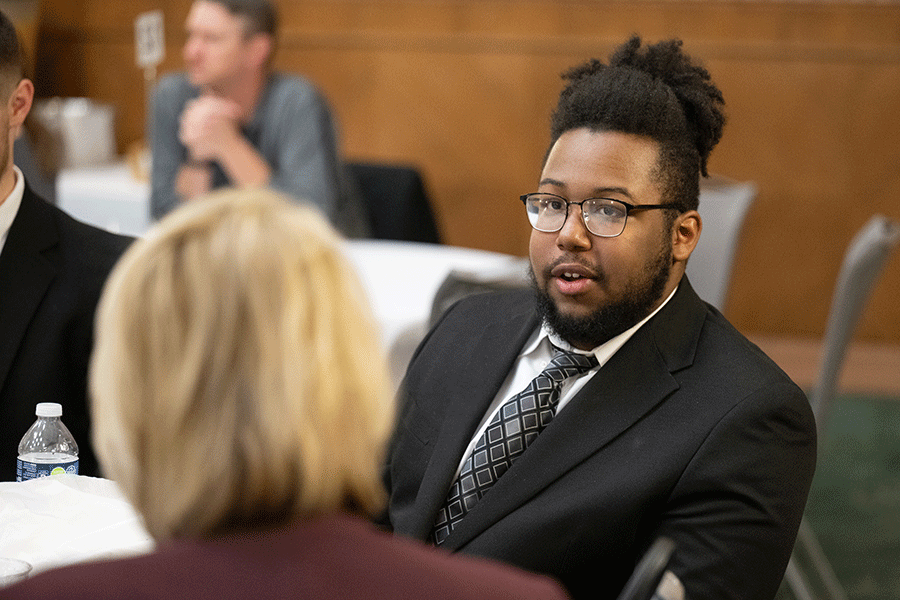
[590,186,632,199]
[538,178,633,199]
[539,177,566,188]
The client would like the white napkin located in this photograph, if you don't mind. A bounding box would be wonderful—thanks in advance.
[0,474,153,574]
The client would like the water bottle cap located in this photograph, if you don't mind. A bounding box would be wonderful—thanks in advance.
[35,402,62,417]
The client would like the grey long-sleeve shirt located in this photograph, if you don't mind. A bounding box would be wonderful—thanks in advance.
[149,72,367,236]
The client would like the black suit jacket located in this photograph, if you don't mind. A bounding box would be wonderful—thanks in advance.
[385,280,817,600]
[0,185,132,481]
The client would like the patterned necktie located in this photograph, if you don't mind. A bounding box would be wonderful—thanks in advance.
[431,346,598,545]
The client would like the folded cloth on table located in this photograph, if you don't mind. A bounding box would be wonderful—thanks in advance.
[0,474,153,574]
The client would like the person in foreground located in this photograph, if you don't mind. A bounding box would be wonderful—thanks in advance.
[0,9,132,480]
[149,0,367,236]
[382,36,817,600]
[0,187,570,600]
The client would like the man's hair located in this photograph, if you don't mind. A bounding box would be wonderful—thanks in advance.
[0,9,24,86]
[549,36,726,212]
[212,0,278,38]
[90,187,394,541]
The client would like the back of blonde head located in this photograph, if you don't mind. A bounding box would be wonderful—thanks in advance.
[90,188,393,540]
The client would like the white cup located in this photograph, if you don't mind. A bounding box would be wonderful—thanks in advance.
[0,557,32,588]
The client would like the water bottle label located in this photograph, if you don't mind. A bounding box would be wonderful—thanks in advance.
[16,458,79,482]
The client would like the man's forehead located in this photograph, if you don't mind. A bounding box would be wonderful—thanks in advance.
[186,0,246,33]
[541,129,664,195]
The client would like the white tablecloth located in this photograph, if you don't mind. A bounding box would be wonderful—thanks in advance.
[55,164,527,384]
[343,240,525,381]
[0,475,152,575]
[56,163,151,238]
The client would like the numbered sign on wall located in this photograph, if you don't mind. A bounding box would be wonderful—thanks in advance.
[135,10,165,69]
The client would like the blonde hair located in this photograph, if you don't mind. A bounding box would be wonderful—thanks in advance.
[89,187,394,540]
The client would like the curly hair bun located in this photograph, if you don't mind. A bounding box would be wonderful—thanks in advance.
[552,35,726,183]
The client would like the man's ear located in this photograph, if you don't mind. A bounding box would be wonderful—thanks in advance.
[246,34,272,71]
[7,78,34,138]
[672,210,702,263]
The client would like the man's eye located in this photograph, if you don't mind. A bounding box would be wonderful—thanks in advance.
[548,200,564,211]
[591,202,625,219]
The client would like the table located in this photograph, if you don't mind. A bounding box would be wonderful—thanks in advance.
[343,240,526,383]
[56,162,151,238]
[55,164,527,385]
[0,475,152,575]
[0,241,524,572]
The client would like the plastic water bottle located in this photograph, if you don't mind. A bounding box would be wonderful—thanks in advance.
[16,402,79,481]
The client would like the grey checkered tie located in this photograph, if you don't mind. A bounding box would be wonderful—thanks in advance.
[431,346,598,545]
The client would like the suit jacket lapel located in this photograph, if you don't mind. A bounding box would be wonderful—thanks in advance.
[0,188,59,393]
[442,279,709,550]
[405,293,540,539]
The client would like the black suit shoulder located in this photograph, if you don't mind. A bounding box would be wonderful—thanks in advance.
[684,301,808,411]
[424,288,535,349]
[15,191,134,335]
[38,192,133,273]
[434,288,535,326]
[404,288,536,387]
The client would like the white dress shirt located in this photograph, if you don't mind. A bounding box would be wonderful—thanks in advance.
[452,285,679,478]
[0,166,26,257]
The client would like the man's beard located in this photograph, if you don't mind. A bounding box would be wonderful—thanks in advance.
[530,242,673,350]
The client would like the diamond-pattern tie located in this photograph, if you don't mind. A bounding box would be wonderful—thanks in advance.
[431,347,598,545]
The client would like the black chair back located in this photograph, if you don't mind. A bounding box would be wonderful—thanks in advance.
[346,161,441,243]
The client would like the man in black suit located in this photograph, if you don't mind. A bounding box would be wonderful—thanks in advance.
[0,10,132,480]
[383,37,817,600]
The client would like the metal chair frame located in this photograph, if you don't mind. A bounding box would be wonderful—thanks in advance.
[785,215,900,600]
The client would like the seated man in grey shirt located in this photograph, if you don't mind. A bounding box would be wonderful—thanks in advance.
[149,0,367,237]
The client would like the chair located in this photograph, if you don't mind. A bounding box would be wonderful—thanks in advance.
[807,216,900,433]
[616,537,682,600]
[388,256,529,387]
[784,215,900,600]
[686,175,757,312]
[346,161,442,244]
[428,259,530,328]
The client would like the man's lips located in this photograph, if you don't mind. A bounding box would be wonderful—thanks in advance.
[550,263,598,280]
[549,263,598,295]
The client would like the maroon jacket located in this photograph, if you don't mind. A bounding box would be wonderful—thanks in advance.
[0,514,569,600]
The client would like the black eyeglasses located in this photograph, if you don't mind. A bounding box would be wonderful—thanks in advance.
[520,192,681,238]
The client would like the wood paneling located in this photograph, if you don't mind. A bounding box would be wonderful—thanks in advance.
[31,0,900,345]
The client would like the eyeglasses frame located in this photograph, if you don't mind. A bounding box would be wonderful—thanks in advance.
[519,192,683,238]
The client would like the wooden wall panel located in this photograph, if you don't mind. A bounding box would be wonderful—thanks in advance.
[30,0,900,344]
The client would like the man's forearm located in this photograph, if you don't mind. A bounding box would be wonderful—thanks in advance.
[215,135,271,189]
[175,163,214,200]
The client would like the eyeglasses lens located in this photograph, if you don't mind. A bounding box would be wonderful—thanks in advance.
[525,195,627,237]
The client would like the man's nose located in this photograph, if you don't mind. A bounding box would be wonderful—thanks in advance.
[556,205,592,251]
[183,38,200,62]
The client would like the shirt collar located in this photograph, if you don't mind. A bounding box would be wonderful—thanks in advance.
[0,166,26,257]
[522,284,680,367]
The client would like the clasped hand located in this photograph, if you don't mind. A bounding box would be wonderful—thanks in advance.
[178,95,242,162]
